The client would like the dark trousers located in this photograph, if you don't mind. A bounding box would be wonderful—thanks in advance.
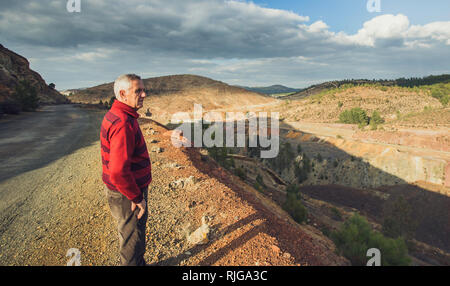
[105,186,148,266]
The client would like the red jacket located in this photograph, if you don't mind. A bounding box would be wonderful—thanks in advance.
[100,100,151,203]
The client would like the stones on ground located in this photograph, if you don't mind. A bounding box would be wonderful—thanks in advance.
[151,146,163,153]
[166,162,183,169]
[146,129,158,135]
[283,252,292,259]
[186,216,210,246]
[271,245,280,254]
[169,176,198,190]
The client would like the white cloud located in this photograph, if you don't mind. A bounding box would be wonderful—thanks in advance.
[334,14,450,47]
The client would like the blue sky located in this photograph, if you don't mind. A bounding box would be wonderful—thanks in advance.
[0,0,449,89]
[254,0,450,33]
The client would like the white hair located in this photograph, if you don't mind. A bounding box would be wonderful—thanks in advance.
[113,74,141,100]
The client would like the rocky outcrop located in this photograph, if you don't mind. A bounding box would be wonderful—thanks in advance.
[279,130,449,194]
[0,44,68,104]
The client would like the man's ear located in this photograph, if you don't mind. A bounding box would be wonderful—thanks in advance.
[120,90,126,101]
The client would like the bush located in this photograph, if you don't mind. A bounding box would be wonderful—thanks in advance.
[256,174,265,187]
[382,196,418,239]
[234,167,247,180]
[370,110,385,124]
[316,153,323,162]
[331,207,343,221]
[331,214,411,266]
[294,154,311,184]
[267,142,294,172]
[12,80,39,111]
[286,184,300,194]
[108,96,116,109]
[283,191,307,224]
[339,108,369,125]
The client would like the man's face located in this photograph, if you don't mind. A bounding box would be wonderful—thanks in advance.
[120,79,147,110]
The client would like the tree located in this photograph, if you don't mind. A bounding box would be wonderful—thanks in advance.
[108,96,116,109]
[331,214,410,266]
[12,80,39,111]
[369,110,385,130]
[382,196,418,239]
[49,83,56,89]
[283,190,307,224]
[339,108,369,126]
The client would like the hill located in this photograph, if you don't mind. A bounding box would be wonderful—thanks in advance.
[0,44,68,105]
[69,74,278,124]
[286,75,450,100]
[239,84,300,95]
[275,82,449,127]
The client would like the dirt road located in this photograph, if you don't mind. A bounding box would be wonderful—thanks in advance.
[0,105,107,265]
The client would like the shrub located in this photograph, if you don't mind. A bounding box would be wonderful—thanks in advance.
[267,142,294,172]
[108,96,116,109]
[12,80,39,111]
[339,108,369,125]
[337,101,343,108]
[294,154,311,184]
[256,174,265,187]
[316,153,323,162]
[333,159,339,168]
[283,191,307,224]
[370,110,385,124]
[369,110,385,129]
[286,184,300,194]
[330,207,343,221]
[369,120,378,130]
[253,182,263,193]
[382,196,418,239]
[234,167,247,180]
[331,214,411,266]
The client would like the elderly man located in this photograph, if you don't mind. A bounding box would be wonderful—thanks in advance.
[100,74,151,266]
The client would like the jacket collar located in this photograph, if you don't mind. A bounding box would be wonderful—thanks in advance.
[111,100,140,119]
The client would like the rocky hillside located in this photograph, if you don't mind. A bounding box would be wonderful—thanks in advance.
[0,44,67,104]
[69,74,278,124]
[274,85,448,127]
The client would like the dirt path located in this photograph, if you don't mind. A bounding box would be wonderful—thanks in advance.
[0,105,109,265]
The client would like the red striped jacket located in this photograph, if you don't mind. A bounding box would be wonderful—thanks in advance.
[100,100,151,203]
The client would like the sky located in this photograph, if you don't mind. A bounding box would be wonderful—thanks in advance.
[0,0,449,90]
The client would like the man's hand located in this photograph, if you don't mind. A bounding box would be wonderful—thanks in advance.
[131,198,146,219]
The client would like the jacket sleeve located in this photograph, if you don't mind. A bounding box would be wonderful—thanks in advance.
[108,121,143,203]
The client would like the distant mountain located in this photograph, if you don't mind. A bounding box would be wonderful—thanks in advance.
[238,84,301,95]
[69,74,277,124]
[0,44,68,104]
